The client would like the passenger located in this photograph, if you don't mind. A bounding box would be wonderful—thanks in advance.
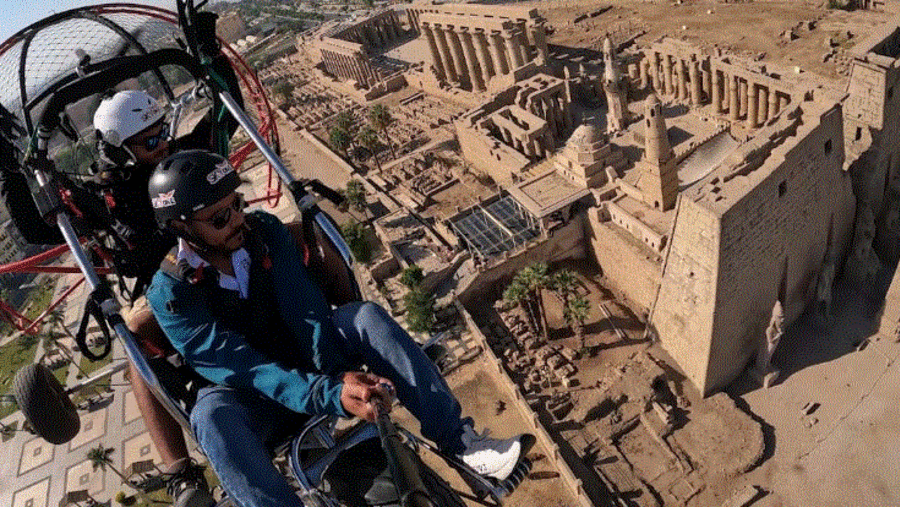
[0,14,238,506]
[145,149,532,507]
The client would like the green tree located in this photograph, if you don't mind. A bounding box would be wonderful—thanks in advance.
[329,126,351,156]
[356,126,382,172]
[334,110,355,134]
[343,179,368,217]
[368,104,396,159]
[503,278,538,338]
[272,81,295,103]
[400,265,424,289]
[564,294,591,350]
[518,263,550,339]
[550,269,578,307]
[340,220,371,263]
[87,444,129,485]
[404,288,435,333]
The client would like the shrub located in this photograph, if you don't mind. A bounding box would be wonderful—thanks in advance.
[400,265,424,289]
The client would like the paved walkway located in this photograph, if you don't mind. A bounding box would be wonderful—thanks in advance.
[730,267,900,506]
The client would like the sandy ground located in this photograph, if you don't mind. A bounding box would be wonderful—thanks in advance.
[539,0,893,82]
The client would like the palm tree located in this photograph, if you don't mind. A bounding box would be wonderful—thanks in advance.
[329,126,352,157]
[550,269,578,307]
[503,278,538,337]
[368,104,396,159]
[357,126,382,172]
[519,263,550,339]
[343,179,368,219]
[87,444,130,486]
[334,110,355,133]
[564,294,591,350]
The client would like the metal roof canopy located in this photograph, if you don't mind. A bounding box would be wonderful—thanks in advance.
[449,193,540,259]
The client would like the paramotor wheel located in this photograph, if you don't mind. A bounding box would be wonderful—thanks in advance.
[13,363,80,444]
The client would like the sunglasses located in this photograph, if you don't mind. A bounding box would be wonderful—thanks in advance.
[128,122,169,151]
[194,194,244,230]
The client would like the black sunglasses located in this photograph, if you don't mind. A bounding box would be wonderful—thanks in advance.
[195,194,244,230]
[128,122,169,151]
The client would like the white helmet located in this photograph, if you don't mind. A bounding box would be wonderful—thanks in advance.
[93,90,166,147]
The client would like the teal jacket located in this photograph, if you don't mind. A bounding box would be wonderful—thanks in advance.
[146,211,349,417]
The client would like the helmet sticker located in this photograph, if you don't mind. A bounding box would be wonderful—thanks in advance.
[206,160,235,185]
[140,105,161,123]
[152,190,176,208]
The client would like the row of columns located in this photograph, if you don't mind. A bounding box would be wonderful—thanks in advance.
[640,52,704,109]
[526,93,572,141]
[322,50,379,88]
[495,123,554,159]
[639,51,792,128]
[346,13,403,50]
[710,70,790,128]
[421,21,543,92]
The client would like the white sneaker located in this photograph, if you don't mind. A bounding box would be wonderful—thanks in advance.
[458,425,523,481]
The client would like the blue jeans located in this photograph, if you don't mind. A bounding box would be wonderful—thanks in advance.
[190,302,468,507]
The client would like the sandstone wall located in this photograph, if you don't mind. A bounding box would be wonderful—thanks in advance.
[652,197,720,392]
[585,209,660,315]
[707,104,855,394]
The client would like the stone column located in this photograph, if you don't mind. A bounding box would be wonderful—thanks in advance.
[460,29,485,92]
[448,29,469,86]
[676,58,687,101]
[747,82,758,128]
[702,65,712,100]
[501,127,514,145]
[435,27,458,82]
[544,129,556,152]
[769,87,779,117]
[662,54,673,96]
[739,79,748,119]
[533,96,547,119]
[518,31,532,63]
[507,32,525,69]
[640,57,649,89]
[475,30,496,84]
[650,52,661,92]
[533,138,544,159]
[729,74,740,121]
[778,93,789,112]
[422,24,446,80]
[523,137,536,158]
[560,94,573,132]
[690,59,702,108]
[543,97,559,137]
[758,86,768,123]
[388,16,400,41]
[343,55,354,81]
[490,33,510,75]
[532,25,550,62]
[712,69,722,114]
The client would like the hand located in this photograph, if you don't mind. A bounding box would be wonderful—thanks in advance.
[339,371,394,421]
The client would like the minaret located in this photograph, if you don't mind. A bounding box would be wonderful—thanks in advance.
[638,93,678,211]
[602,37,628,133]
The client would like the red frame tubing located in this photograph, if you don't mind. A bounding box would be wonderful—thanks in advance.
[0,3,281,333]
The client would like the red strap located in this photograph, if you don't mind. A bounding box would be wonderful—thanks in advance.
[59,188,84,218]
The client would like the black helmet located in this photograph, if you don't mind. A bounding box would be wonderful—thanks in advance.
[149,149,241,229]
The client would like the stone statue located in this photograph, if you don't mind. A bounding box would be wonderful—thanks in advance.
[815,249,836,329]
[755,300,784,388]
[846,203,882,288]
